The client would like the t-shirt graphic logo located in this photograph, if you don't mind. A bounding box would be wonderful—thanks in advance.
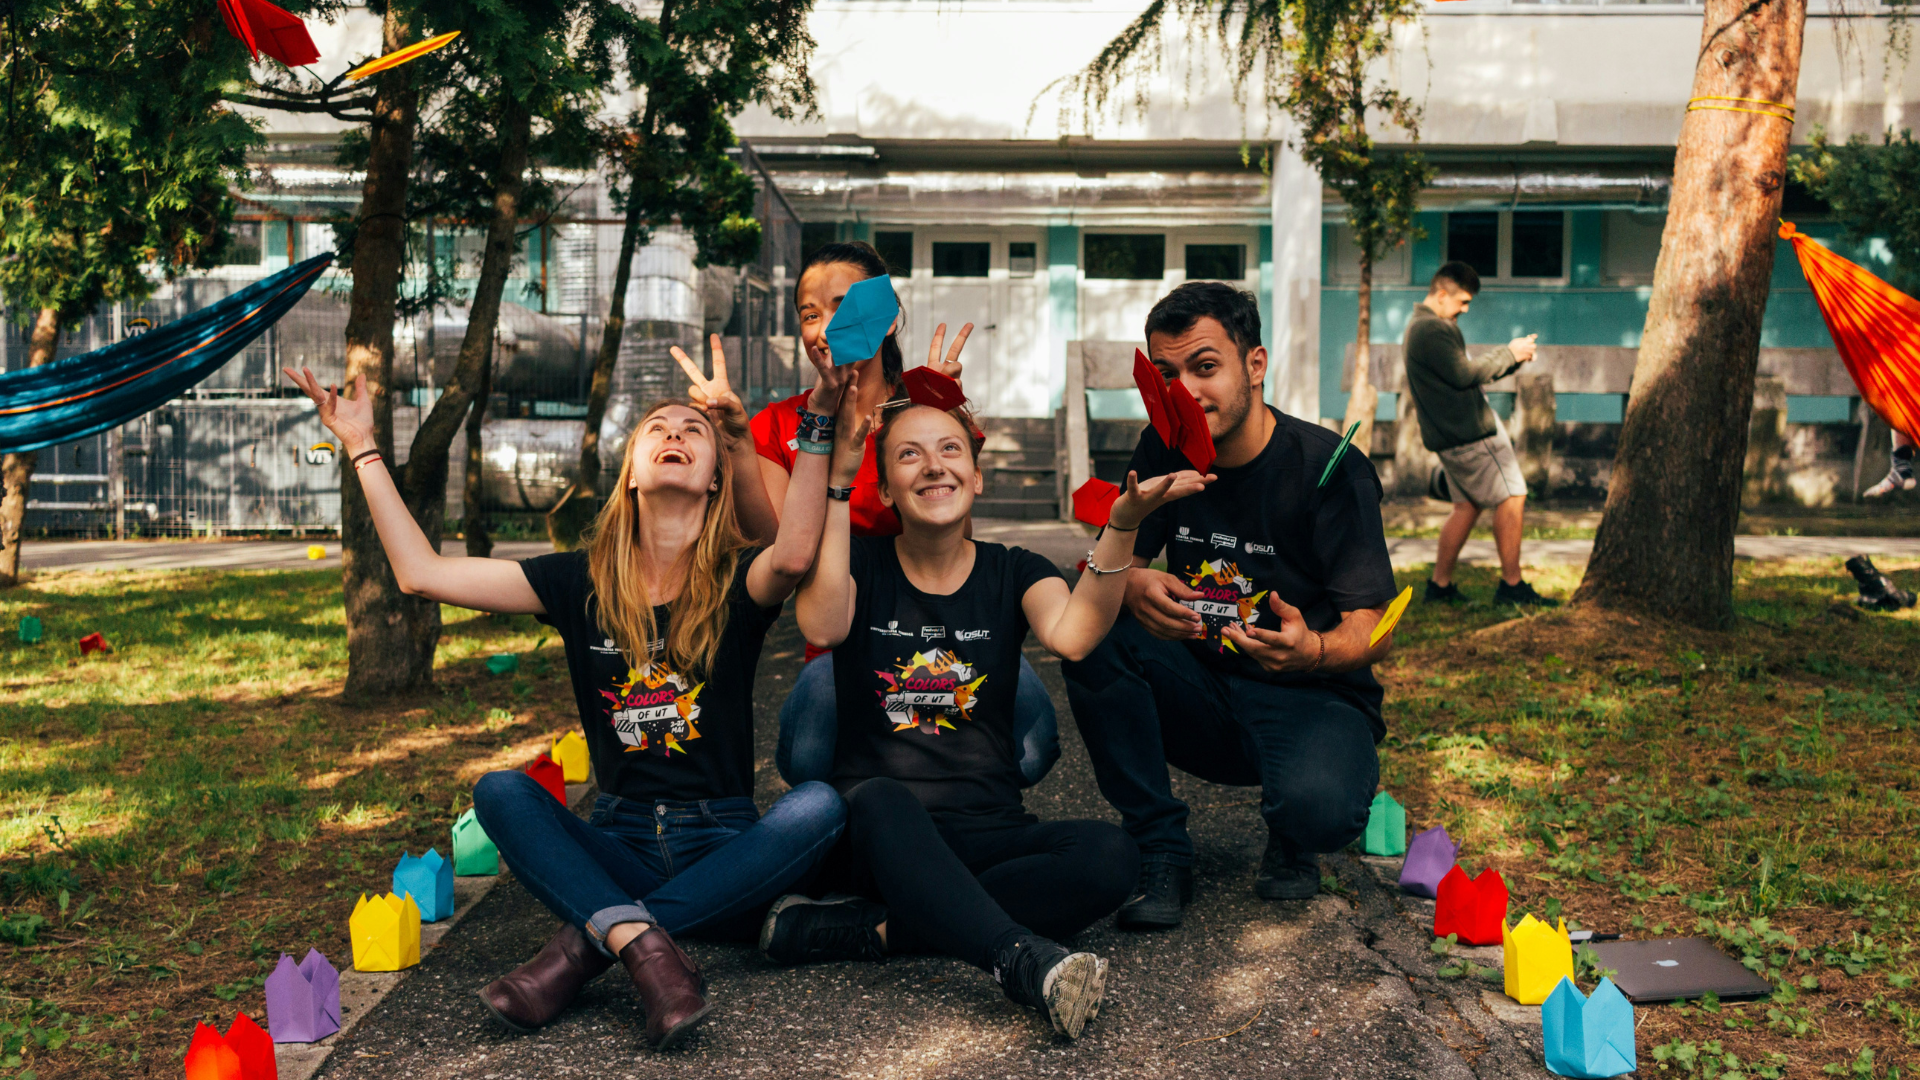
[601,665,705,757]
[1183,559,1269,652]
[874,649,987,735]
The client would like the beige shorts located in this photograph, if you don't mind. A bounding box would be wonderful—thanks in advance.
[1436,428,1527,508]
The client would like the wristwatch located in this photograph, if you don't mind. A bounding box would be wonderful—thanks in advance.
[827,485,854,502]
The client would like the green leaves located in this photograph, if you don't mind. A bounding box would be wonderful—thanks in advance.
[1790,128,1920,296]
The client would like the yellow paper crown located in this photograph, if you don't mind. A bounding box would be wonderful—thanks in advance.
[553,731,591,784]
[1502,914,1574,1005]
[350,892,423,972]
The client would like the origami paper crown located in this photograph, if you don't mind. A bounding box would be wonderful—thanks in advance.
[349,892,421,972]
[1071,478,1122,528]
[1504,914,1575,1005]
[306,545,325,560]
[486,653,518,675]
[184,1012,275,1080]
[1364,791,1407,856]
[393,848,456,923]
[1543,976,1636,1078]
[79,632,109,655]
[902,366,965,411]
[824,276,899,366]
[452,807,499,876]
[1133,349,1216,474]
[17,616,40,644]
[264,948,340,1044]
[553,731,591,784]
[1433,866,1508,946]
[526,754,566,804]
[1398,825,1459,898]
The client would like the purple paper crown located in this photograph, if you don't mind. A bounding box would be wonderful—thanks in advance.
[264,948,341,1044]
[1398,825,1460,899]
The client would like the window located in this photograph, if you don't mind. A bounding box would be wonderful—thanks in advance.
[1084,234,1165,279]
[1325,226,1411,284]
[932,242,990,278]
[1510,211,1566,278]
[800,222,837,262]
[1602,211,1663,285]
[874,231,912,277]
[1445,213,1499,279]
[224,221,263,265]
[1008,242,1037,278]
[1186,244,1246,281]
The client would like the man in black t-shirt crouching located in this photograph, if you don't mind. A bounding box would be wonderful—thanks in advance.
[1061,282,1399,929]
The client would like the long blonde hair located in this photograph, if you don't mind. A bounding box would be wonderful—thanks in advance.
[585,399,750,677]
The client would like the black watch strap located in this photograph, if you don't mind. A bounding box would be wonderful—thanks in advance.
[827,485,854,502]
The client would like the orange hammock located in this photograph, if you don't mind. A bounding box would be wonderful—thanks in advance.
[1780,220,1920,438]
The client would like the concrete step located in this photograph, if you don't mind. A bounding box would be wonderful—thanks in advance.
[974,497,1059,520]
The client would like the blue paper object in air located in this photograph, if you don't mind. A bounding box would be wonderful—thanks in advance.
[1542,976,1636,1078]
[823,275,898,366]
[0,254,334,455]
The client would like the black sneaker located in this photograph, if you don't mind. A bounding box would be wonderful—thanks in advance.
[1424,580,1464,604]
[1846,555,1917,610]
[1116,858,1192,931]
[1255,833,1321,900]
[992,935,1108,1039]
[759,894,887,965]
[1493,579,1560,607]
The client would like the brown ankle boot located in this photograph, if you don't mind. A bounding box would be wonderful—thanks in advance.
[618,926,710,1049]
[477,923,615,1032]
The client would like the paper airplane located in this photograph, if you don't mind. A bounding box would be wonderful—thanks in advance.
[79,632,109,656]
[526,754,566,803]
[264,948,340,1044]
[452,808,499,875]
[1434,866,1508,946]
[1317,422,1361,488]
[1504,914,1576,1005]
[1133,349,1215,474]
[345,30,461,81]
[393,849,456,922]
[17,616,40,644]
[486,653,518,675]
[349,892,421,972]
[216,0,320,67]
[1543,976,1637,1077]
[553,731,591,783]
[902,365,965,410]
[184,1012,276,1080]
[1370,585,1413,647]
[824,276,899,366]
[1071,477,1122,528]
[1364,790,1407,856]
[1398,825,1458,898]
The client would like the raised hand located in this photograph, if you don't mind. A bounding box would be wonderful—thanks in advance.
[1106,469,1212,531]
[671,334,748,445]
[829,372,871,486]
[1510,333,1540,364]
[926,321,973,381]
[284,367,376,455]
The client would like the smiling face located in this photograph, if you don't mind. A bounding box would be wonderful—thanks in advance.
[1427,281,1474,320]
[875,406,982,530]
[625,404,720,497]
[1145,315,1267,444]
[796,261,895,370]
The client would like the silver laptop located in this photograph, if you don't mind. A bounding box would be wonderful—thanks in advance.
[1586,938,1774,1003]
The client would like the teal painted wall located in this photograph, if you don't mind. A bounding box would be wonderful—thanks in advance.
[1318,213,1882,421]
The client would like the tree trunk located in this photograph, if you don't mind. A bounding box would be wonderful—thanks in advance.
[464,341,493,558]
[1342,250,1378,447]
[339,9,430,698]
[548,189,644,550]
[1574,0,1806,629]
[401,98,532,538]
[0,308,60,586]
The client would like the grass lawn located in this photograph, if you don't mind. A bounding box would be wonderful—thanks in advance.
[0,558,1917,1077]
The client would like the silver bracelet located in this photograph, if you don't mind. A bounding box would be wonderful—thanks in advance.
[1083,550,1129,575]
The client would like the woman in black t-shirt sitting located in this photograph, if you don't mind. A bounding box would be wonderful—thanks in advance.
[285,351,851,1051]
[764,401,1209,1038]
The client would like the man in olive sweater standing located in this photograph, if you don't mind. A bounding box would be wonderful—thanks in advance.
[1403,261,1557,606]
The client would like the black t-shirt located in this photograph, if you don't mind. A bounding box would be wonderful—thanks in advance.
[831,537,1064,817]
[520,549,782,803]
[1128,406,1398,739]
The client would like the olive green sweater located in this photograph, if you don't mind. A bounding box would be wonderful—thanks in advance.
[1402,302,1521,452]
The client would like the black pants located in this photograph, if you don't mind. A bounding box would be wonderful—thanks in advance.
[826,778,1139,972]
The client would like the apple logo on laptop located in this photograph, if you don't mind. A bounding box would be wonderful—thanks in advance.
[1654,960,1680,967]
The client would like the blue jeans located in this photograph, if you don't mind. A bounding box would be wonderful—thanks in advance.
[1059,613,1379,865]
[776,652,1060,788]
[471,771,845,956]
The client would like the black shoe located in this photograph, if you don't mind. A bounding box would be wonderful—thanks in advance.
[1846,555,1917,610]
[992,934,1108,1039]
[1255,833,1321,900]
[1493,579,1560,607]
[1424,579,1464,604]
[759,894,887,965]
[1116,859,1192,931]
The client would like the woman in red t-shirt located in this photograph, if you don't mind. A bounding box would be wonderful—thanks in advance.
[739,241,1060,788]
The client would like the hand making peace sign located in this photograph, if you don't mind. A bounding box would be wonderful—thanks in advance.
[671,334,751,448]
[926,321,973,381]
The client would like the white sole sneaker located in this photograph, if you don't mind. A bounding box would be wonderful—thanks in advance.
[1042,952,1109,1039]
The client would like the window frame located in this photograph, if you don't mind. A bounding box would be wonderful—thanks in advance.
[1442,209,1571,286]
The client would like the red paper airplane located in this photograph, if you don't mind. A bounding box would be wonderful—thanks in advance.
[526,754,566,804]
[184,1013,276,1080]
[1433,865,1509,946]
[217,0,321,67]
[1071,477,1121,528]
[78,632,110,656]
[902,366,966,411]
[1133,349,1215,474]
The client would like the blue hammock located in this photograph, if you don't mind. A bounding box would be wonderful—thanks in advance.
[0,253,334,455]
